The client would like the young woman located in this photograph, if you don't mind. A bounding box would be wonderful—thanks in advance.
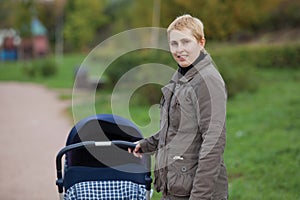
[130,14,228,200]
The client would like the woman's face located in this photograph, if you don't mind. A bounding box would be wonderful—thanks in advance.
[169,28,205,67]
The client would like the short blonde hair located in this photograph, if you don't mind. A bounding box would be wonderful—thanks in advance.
[167,14,205,42]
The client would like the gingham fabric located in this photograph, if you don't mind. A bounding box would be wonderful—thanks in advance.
[64,180,147,200]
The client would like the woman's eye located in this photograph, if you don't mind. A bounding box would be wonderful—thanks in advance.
[182,39,190,44]
[170,42,178,47]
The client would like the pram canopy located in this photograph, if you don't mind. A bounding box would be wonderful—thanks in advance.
[66,114,145,168]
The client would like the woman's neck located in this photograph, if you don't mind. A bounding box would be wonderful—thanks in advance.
[178,51,205,75]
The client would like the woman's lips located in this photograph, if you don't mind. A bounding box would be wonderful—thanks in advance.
[177,55,188,61]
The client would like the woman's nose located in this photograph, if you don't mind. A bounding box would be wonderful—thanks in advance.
[176,43,184,53]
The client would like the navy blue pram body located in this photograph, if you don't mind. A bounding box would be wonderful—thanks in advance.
[56,114,152,200]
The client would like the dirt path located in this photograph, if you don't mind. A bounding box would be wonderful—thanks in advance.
[0,82,73,200]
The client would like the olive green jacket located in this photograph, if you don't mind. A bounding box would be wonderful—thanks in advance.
[140,52,228,200]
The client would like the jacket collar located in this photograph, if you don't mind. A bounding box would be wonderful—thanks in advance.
[171,50,212,84]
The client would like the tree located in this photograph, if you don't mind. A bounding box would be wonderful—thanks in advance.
[160,0,283,40]
[64,0,109,51]
[0,0,33,37]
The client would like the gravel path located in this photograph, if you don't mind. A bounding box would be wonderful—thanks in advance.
[0,82,72,200]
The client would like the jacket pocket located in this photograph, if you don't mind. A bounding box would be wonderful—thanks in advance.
[167,153,198,196]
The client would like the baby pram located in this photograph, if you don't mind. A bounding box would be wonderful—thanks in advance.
[56,114,152,200]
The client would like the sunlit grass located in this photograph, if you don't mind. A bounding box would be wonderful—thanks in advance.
[225,68,300,199]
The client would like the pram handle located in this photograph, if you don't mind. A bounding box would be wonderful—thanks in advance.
[55,140,139,193]
[108,140,138,152]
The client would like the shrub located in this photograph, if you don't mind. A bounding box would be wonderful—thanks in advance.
[104,44,300,104]
[22,62,38,78]
[105,48,259,103]
[213,44,300,69]
[217,62,259,97]
[40,58,58,77]
[130,84,162,106]
[212,48,259,97]
[212,44,300,96]
[105,49,172,105]
[23,57,58,78]
[105,49,174,85]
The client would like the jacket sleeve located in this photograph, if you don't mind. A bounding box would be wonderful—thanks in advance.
[139,131,160,154]
[190,71,227,200]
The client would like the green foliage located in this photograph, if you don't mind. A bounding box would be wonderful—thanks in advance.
[23,58,58,78]
[1,0,299,48]
[262,0,300,30]
[105,47,259,100]
[105,49,174,83]
[130,84,162,106]
[39,58,58,77]
[0,0,55,37]
[22,62,37,78]
[64,0,109,51]
[104,49,174,105]
[105,43,300,100]
[213,44,300,69]
[112,0,299,41]
[0,0,32,36]
[211,44,300,96]
[258,45,300,69]
[218,62,258,98]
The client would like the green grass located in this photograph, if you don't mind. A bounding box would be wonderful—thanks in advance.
[0,54,85,88]
[225,68,300,199]
[0,52,299,199]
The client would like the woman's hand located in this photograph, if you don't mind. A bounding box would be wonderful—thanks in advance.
[128,142,143,158]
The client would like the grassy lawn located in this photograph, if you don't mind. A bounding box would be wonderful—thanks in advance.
[225,68,300,199]
[0,54,85,88]
[0,53,299,199]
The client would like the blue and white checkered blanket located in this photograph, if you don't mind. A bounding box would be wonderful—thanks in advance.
[64,180,147,200]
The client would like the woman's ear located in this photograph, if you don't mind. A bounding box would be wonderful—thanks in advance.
[199,38,206,47]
